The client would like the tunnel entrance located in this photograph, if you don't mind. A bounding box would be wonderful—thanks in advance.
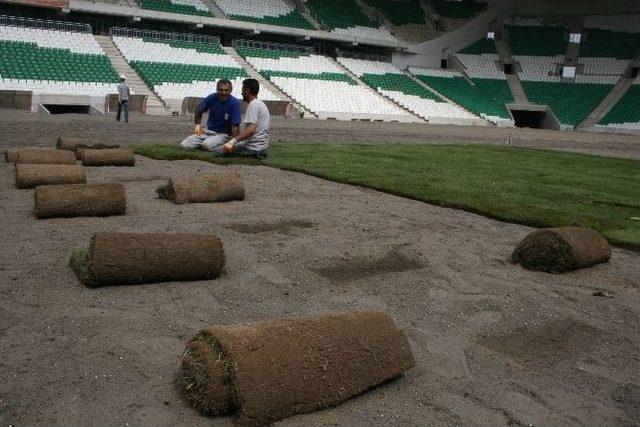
[509,105,559,130]
[43,104,91,114]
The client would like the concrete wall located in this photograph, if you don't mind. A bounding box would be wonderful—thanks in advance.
[0,90,32,110]
[392,8,503,69]
[105,94,148,114]
[180,97,293,117]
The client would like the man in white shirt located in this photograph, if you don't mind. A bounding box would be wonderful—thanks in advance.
[116,76,131,123]
[213,78,270,158]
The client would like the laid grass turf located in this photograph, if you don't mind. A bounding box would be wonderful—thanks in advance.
[134,143,640,249]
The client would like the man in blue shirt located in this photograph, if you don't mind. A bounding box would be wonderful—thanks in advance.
[180,79,242,151]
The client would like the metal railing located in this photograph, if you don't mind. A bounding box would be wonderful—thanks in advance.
[109,27,220,44]
[233,38,314,55]
[0,15,91,33]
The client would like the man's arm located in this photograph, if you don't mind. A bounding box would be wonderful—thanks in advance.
[231,125,240,137]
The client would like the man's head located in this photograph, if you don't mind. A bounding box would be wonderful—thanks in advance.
[242,79,259,102]
[217,79,233,101]
[120,75,126,82]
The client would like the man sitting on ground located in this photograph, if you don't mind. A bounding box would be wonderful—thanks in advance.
[180,79,241,151]
[214,78,270,158]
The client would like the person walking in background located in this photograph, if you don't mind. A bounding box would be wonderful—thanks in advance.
[116,76,131,123]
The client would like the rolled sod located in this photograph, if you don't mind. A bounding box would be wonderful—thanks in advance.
[5,148,20,163]
[57,137,122,160]
[34,183,126,218]
[157,173,245,204]
[82,149,135,167]
[15,164,87,189]
[512,226,611,273]
[181,310,415,425]
[69,233,224,286]
[10,148,76,165]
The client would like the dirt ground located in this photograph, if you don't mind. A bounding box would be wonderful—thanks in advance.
[1,109,640,159]
[1,112,639,426]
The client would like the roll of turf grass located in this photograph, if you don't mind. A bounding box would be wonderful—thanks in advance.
[82,149,135,167]
[34,183,126,218]
[512,226,611,273]
[15,164,86,189]
[69,233,224,286]
[157,173,245,204]
[57,137,122,160]
[181,310,415,425]
[11,148,76,165]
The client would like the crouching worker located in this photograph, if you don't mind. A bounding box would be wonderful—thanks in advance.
[180,79,241,151]
[215,79,270,158]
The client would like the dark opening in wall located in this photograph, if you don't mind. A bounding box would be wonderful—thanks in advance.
[510,109,556,129]
[441,59,447,68]
[43,104,91,114]
[504,63,514,74]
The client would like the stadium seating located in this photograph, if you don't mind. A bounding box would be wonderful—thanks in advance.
[598,78,640,130]
[515,55,563,82]
[410,68,514,126]
[0,25,119,97]
[112,36,279,109]
[508,25,568,56]
[584,14,640,34]
[579,29,640,59]
[338,57,478,123]
[212,0,314,30]
[365,0,425,25]
[458,38,497,55]
[239,46,413,120]
[521,81,612,126]
[431,0,486,19]
[139,0,213,16]
[305,0,397,42]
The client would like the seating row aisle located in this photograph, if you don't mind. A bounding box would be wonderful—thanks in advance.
[337,57,480,124]
[112,36,280,110]
[238,47,415,121]
[0,25,119,98]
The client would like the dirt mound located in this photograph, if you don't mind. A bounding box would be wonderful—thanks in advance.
[34,183,126,218]
[82,149,135,167]
[315,250,422,282]
[157,173,245,204]
[70,232,224,286]
[228,220,314,234]
[15,164,86,189]
[512,227,611,272]
[181,310,414,425]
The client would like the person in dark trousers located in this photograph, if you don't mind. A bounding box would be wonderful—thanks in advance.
[116,76,131,123]
[180,79,241,150]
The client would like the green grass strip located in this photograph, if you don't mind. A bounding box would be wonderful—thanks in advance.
[134,143,640,249]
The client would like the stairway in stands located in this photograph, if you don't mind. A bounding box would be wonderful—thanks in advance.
[578,76,635,129]
[95,35,171,115]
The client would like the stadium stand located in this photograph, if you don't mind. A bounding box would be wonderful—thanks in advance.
[238,45,414,121]
[584,14,640,34]
[138,0,213,17]
[597,77,640,130]
[112,36,280,110]
[364,0,431,43]
[212,0,314,30]
[410,68,514,126]
[304,0,397,42]
[337,57,479,124]
[0,24,119,97]
[508,24,568,56]
[579,29,640,59]
[430,0,486,19]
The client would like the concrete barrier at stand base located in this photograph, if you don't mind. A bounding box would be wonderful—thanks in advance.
[181,97,291,116]
[105,94,148,114]
[0,90,32,110]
